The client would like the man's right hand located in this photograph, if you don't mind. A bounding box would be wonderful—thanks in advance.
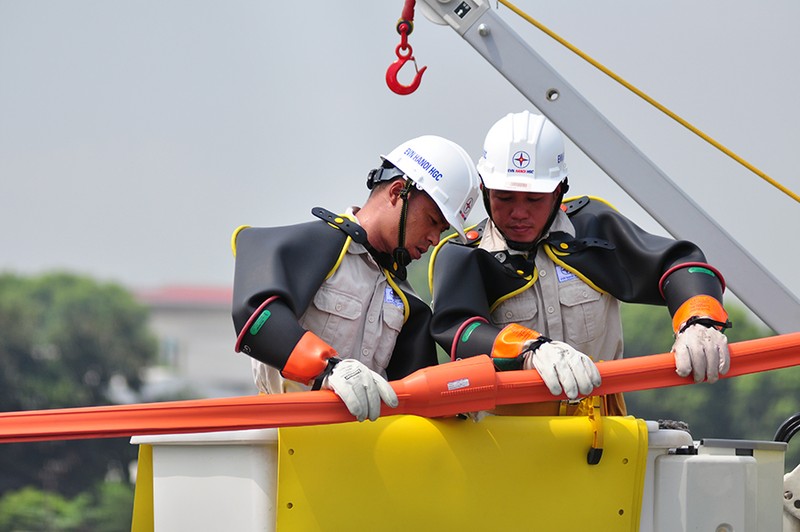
[322,359,399,422]
[522,340,601,400]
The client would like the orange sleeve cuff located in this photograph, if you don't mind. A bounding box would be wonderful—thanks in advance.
[672,295,728,333]
[491,323,542,359]
[281,332,338,385]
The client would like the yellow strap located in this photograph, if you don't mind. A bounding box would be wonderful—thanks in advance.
[230,225,251,257]
[384,271,411,323]
[428,229,470,297]
[489,267,538,314]
[543,244,608,296]
[324,213,358,281]
[498,0,799,204]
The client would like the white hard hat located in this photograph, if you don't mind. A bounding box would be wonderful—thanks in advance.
[383,135,480,243]
[477,111,568,193]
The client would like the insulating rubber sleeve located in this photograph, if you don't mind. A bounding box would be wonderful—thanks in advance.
[660,264,724,316]
[236,299,306,371]
[452,321,503,360]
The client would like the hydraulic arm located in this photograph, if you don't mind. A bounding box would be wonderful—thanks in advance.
[417,0,799,333]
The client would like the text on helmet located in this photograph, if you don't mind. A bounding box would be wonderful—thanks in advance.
[403,147,443,181]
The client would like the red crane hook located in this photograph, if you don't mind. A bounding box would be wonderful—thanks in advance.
[386,21,427,95]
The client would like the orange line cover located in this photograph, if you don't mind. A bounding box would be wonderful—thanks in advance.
[0,333,798,443]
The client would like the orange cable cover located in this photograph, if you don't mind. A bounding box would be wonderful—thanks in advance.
[0,333,798,443]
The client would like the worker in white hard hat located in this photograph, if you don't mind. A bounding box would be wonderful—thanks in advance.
[430,111,731,416]
[232,135,480,422]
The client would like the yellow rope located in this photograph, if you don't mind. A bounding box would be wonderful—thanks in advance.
[498,0,799,203]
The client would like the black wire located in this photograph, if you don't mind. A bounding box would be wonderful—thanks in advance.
[774,412,800,442]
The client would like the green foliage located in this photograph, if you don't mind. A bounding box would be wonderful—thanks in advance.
[620,302,800,470]
[0,487,89,531]
[0,482,133,532]
[0,272,157,497]
[81,482,135,532]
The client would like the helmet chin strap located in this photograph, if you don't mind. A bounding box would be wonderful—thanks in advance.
[389,179,414,280]
[504,236,539,252]
[361,173,414,280]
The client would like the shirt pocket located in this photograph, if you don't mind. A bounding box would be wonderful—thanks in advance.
[558,281,604,345]
[491,293,539,328]
[371,302,405,374]
[302,286,364,357]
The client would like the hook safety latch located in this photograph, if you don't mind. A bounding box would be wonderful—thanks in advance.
[385,21,427,95]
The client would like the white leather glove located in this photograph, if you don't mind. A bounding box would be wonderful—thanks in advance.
[672,322,730,383]
[522,340,602,400]
[321,359,398,422]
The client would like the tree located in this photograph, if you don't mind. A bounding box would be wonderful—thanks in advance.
[0,272,157,496]
[0,482,133,532]
[620,302,800,469]
[0,487,88,531]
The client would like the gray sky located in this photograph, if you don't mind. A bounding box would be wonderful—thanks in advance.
[1,1,798,322]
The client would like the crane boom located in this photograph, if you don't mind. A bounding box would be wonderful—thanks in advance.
[418,0,799,333]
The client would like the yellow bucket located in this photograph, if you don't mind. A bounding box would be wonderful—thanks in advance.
[277,415,648,531]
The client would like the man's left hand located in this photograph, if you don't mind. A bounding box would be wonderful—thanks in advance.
[672,323,730,383]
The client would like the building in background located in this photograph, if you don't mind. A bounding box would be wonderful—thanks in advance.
[134,286,254,400]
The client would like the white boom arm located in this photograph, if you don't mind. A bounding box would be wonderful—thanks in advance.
[419,0,799,334]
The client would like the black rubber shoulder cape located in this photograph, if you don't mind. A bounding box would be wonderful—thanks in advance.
[549,197,721,307]
[232,209,438,380]
[232,216,349,335]
[430,220,531,359]
[430,197,725,359]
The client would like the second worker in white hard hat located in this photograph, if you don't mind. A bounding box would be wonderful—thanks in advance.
[232,135,480,422]
[430,111,731,416]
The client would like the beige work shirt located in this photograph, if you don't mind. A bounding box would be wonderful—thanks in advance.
[479,211,623,362]
[253,209,406,394]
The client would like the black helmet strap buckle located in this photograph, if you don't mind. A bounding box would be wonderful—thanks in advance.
[367,161,405,190]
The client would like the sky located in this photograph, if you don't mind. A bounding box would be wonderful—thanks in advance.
[1,1,798,327]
